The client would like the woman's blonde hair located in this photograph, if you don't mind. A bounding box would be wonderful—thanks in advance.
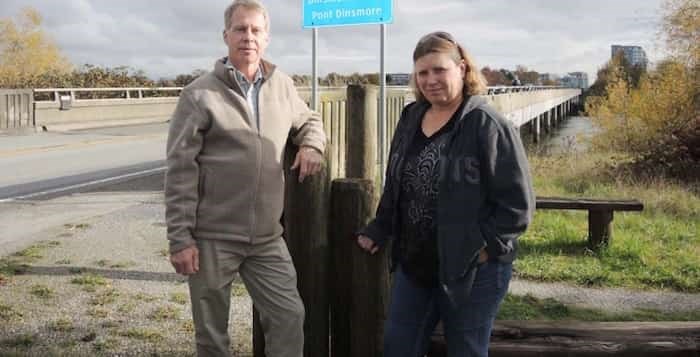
[410,31,487,102]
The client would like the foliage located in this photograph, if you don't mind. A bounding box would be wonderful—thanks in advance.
[585,0,699,180]
[514,65,540,85]
[0,7,72,88]
[481,66,508,85]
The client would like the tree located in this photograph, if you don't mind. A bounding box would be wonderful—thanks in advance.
[0,7,72,88]
[514,65,539,85]
[662,0,699,68]
[585,0,699,180]
[481,67,507,85]
[174,69,206,87]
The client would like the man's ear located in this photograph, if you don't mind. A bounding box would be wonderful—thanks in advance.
[222,29,227,42]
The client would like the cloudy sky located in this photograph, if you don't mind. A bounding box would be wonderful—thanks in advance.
[1,0,666,84]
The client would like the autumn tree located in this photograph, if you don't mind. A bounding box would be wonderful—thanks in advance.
[0,7,72,88]
[514,65,539,85]
[586,0,699,179]
[481,67,507,85]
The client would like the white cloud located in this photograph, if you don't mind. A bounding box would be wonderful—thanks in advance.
[0,0,666,83]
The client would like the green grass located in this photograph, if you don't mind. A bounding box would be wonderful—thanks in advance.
[89,288,120,306]
[29,284,54,299]
[519,150,700,292]
[232,283,248,297]
[149,305,180,321]
[499,293,700,321]
[169,292,188,305]
[0,303,22,321]
[70,274,108,289]
[118,328,164,342]
[86,307,109,319]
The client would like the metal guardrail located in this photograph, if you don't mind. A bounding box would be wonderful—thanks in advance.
[0,89,34,130]
[33,87,183,102]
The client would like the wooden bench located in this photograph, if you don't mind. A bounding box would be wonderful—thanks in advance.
[535,196,644,248]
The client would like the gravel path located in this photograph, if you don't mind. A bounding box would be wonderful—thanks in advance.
[0,190,697,356]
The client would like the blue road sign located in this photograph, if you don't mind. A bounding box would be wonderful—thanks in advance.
[303,0,393,28]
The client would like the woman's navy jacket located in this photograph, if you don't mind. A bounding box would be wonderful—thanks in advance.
[360,95,535,304]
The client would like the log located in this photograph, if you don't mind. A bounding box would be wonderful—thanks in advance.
[428,320,700,357]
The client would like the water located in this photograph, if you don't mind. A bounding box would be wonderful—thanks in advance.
[541,116,599,154]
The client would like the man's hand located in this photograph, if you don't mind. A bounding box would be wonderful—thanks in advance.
[290,146,323,183]
[170,245,199,275]
[357,235,379,255]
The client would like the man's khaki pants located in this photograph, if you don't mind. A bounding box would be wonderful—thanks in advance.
[188,237,304,357]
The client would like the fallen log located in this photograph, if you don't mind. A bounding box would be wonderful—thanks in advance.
[428,321,700,357]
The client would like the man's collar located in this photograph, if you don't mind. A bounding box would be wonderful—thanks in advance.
[224,58,263,84]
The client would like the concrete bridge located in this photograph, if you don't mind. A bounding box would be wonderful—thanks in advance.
[2,85,581,140]
[2,85,580,178]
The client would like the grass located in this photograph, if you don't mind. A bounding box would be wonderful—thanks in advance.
[93,259,134,269]
[0,303,22,321]
[149,305,180,321]
[498,293,700,321]
[0,334,34,348]
[170,292,188,305]
[48,318,75,332]
[86,307,110,319]
[1,241,63,283]
[70,274,108,289]
[89,288,120,306]
[232,283,248,297]
[92,337,119,352]
[29,284,54,299]
[518,150,700,292]
[118,328,164,342]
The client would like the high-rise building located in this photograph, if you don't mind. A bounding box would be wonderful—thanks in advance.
[611,45,648,68]
[562,72,588,89]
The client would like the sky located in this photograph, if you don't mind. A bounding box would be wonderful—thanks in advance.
[1,0,667,85]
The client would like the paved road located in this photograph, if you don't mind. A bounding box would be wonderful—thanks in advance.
[0,123,167,201]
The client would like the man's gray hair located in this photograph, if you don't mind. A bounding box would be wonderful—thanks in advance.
[224,0,270,32]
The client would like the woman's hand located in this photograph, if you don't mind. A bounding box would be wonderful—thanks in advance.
[357,235,379,255]
[478,247,489,264]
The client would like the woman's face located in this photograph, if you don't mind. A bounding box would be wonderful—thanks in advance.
[414,52,465,106]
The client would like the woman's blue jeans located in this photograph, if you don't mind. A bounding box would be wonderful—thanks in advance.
[384,261,512,357]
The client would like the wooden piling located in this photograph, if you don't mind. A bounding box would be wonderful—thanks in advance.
[330,178,390,357]
[253,143,331,357]
[345,84,378,180]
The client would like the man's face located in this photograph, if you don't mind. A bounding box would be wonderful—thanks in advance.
[224,7,269,69]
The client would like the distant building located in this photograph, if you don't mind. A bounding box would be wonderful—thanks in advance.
[386,73,410,85]
[611,45,648,68]
[561,72,588,89]
[538,73,560,85]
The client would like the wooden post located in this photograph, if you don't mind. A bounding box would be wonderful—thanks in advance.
[345,84,378,180]
[330,179,390,357]
[253,143,331,357]
[588,210,614,248]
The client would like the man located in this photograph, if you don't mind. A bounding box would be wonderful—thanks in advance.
[165,1,326,356]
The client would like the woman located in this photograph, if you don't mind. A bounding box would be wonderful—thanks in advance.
[357,31,534,357]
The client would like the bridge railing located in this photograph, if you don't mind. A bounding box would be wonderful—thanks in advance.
[0,89,34,130]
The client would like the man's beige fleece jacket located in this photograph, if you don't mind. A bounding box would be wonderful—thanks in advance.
[165,58,326,253]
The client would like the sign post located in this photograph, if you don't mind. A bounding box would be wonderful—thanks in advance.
[302,0,393,185]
